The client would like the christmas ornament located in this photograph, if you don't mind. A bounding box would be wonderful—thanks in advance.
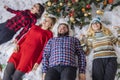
[96,10,104,15]
[88,12,91,15]
[47,1,52,7]
[60,2,63,6]
[75,0,79,2]
[81,8,86,13]
[67,2,72,7]
[108,0,113,4]
[57,8,61,13]
[84,13,88,17]
[103,0,107,5]
[44,13,49,18]
[69,13,74,17]
[70,17,75,22]
[86,4,91,9]
[96,0,100,2]
[44,0,94,29]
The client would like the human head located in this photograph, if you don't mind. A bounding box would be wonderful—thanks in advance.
[91,17,102,32]
[41,16,56,30]
[31,3,45,19]
[57,23,69,37]
[87,17,112,37]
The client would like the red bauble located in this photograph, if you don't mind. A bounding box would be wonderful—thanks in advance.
[72,0,75,3]
[54,0,58,2]
[108,0,113,4]
[86,4,91,9]
[69,13,74,17]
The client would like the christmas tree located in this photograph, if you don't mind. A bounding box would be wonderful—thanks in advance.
[44,0,117,29]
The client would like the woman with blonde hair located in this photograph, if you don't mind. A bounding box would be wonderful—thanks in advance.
[80,17,119,80]
[3,16,56,80]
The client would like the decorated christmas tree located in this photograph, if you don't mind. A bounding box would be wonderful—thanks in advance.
[44,0,118,29]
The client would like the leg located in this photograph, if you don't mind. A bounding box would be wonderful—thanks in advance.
[92,59,104,80]
[61,66,77,80]
[0,27,15,44]
[3,62,15,80]
[104,58,117,80]
[0,22,15,44]
[0,22,6,30]
[12,70,25,80]
[45,67,60,80]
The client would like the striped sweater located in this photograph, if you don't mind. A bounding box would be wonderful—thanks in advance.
[87,32,117,59]
[117,29,120,46]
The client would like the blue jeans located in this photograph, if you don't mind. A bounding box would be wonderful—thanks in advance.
[92,57,117,80]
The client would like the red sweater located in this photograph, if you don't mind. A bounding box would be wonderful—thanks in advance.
[8,25,53,73]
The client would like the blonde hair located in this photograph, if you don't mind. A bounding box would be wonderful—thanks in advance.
[48,16,57,30]
[87,23,112,38]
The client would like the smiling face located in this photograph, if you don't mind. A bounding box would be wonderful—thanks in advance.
[42,17,53,29]
[57,23,69,37]
[30,3,41,14]
[91,22,101,32]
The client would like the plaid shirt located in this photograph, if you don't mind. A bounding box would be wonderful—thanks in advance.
[42,36,86,73]
[6,8,37,40]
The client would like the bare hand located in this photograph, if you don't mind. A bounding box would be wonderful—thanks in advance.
[80,34,85,40]
[14,39,18,44]
[42,73,46,80]
[79,73,86,80]
[4,5,9,10]
[32,63,39,71]
[113,26,120,29]
[14,44,19,52]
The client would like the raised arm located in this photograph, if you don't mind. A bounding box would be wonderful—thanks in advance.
[4,5,22,14]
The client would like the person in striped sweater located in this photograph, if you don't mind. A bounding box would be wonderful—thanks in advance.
[80,17,120,80]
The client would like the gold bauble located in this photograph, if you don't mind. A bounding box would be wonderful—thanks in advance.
[103,0,107,5]
[57,8,61,12]
[81,8,86,13]
[96,0,100,1]
[44,13,49,18]
[75,0,79,2]
[70,17,75,22]
[67,2,72,7]
[84,13,88,17]
[60,2,63,6]
[47,1,52,6]
[96,10,104,15]
[88,12,91,15]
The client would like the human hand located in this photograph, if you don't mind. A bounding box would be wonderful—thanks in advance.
[4,5,9,10]
[32,63,39,71]
[113,26,120,30]
[42,73,46,80]
[78,73,86,80]
[80,34,85,40]
[14,44,19,53]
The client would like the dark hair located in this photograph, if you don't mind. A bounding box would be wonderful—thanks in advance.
[57,23,69,37]
[58,23,69,35]
[35,3,45,19]
[58,23,69,30]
